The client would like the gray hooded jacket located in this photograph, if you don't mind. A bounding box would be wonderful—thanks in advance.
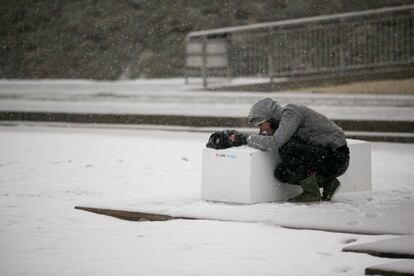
[247,98,347,151]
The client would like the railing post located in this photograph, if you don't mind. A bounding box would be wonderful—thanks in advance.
[202,36,207,89]
[226,36,232,82]
[268,52,274,83]
[184,69,189,84]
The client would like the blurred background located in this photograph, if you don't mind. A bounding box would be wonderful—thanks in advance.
[1,0,413,80]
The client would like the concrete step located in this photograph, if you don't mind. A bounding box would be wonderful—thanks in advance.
[1,111,413,143]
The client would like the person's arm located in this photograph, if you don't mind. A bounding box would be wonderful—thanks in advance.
[247,107,302,151]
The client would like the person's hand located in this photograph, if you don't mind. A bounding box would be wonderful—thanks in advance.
[227,130,248,146]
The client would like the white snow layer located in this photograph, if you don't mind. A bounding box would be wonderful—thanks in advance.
[1,124,414,276]
[1,79,414,121]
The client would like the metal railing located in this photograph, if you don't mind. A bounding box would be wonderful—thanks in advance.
[185,5,414,88]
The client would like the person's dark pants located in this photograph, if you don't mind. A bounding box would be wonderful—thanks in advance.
[274,139,350,186]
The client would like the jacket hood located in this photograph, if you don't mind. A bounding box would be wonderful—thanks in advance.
[248,98,283,124]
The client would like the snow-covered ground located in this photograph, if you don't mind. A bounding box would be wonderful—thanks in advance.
[1,79,414,121]
[1,123,413,276]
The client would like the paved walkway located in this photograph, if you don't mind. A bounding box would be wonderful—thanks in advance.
[1,79,413,142]
[1,79,413,120]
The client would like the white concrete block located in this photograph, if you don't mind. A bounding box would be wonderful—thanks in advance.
[201,139,371,204]
[338,139,372,193]
[201,146,301,204]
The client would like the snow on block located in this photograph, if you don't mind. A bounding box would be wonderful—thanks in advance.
[365,260,414,276]
[343,236,414,259]
[201,139,371,204]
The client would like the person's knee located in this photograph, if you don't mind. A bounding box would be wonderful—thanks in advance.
[335,158,350,177]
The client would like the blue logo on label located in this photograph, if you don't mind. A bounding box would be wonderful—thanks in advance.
[226,154,237,159]
[215,153,237,159]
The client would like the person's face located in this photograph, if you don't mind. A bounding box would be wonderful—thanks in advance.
[258,120,274,135]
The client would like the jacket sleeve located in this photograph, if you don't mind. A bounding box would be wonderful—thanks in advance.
[247,107,303,151]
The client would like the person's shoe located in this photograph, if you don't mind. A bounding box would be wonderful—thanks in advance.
[321,178,341,201]
[288,174,321,203]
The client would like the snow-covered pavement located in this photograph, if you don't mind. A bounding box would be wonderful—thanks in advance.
[1,79,414,121]
[1,124,413,275]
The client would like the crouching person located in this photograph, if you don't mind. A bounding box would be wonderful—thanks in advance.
[246,98,350,203]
